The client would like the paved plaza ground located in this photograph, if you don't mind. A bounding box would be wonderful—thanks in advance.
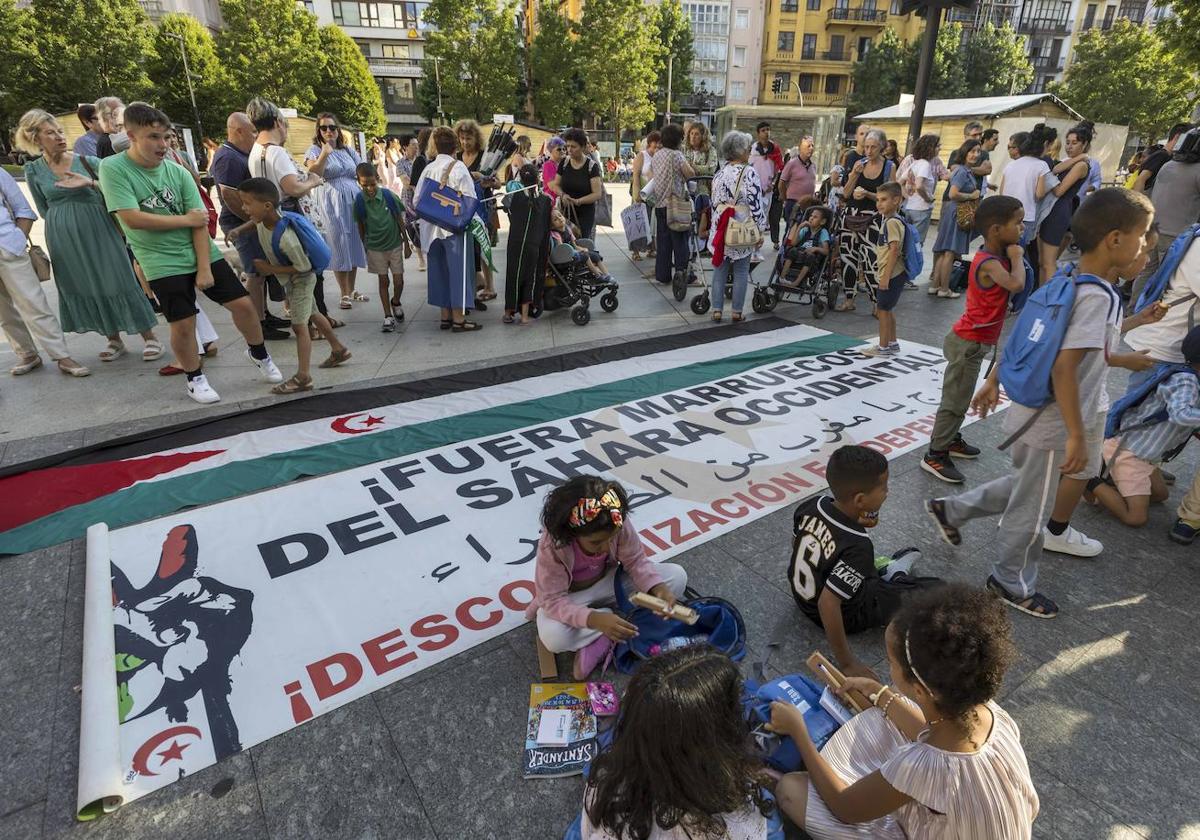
[1,188,1198,839]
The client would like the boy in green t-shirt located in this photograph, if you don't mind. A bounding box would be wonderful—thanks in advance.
[354,163,407,332]
[238,178,351,394]
[98,102,281,405]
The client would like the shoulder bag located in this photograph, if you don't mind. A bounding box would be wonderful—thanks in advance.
[1,182,51,282]
[414,161,479,233]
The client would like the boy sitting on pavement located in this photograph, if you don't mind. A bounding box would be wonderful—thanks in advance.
[776,205,832,289]
[1089,325,1200,527]
[353,162,406,333]
[788,445,935,681]
[237,177,351,394]
[922,195,1027,485]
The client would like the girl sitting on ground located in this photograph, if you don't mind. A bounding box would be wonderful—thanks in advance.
[768,583,1039,839]
[527,477,687,680]
[582,647,774,839]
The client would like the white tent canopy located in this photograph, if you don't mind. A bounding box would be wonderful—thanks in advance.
[854,93,1083,122]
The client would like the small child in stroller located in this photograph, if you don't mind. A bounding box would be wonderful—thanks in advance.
[551,210,617,285]
[777,205,832,289]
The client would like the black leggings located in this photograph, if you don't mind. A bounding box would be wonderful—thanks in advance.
[654,207,690,284]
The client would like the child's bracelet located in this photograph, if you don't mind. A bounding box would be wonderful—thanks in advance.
[878,693,897,716]
[868,685,891,706]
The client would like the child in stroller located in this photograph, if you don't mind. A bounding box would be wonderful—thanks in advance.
[754,204,838,318]
[543,210,620,325]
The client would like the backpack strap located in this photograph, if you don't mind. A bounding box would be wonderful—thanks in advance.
[353,192,365,223]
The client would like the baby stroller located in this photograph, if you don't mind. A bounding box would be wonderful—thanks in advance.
[544,237,620,326]
[672,176,718,312]
[753,207,838,318]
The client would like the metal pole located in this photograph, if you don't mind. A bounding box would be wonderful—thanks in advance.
[665,54,673,124]
[169,32,203,141]
[791,80,805,109]
[433,57,446,124]
[907,0,943,151]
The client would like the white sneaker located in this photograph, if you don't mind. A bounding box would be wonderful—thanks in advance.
[246,349,284,383]
[882,547,922,581]
[1043,525,1103,557]
[186,374,220,404]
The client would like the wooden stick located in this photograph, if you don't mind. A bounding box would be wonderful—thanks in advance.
[630,592,699,624]
[806,652,869,713]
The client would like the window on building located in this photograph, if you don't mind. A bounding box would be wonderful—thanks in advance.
[297,0,315,12]
[857,36,871,56]
[798,73,815,93]
[379,77,415,111]
[807,0,820,9]
[332,1,426,28]
[828,34,844,57]
[824,75,842,95]
[801,33,816,59]
[778,31,795,51]
[735,7,749,27]
[734,46,747,66]
[781,0,799,12]
[1083,2,1097,24]
[381,42,410,58]
[861,0,876,10]
[354,39,372,56]
[332,1,357,25]
[730,81,745,100]
[1102,4,1115,25]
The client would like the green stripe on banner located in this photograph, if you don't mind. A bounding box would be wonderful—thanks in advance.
[1,332,857,554]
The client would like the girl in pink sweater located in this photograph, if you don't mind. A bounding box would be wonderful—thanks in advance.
[528,476,688,679]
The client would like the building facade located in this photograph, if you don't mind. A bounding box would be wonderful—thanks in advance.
[758,0,925,109]
[138,0,224,31]
[679,0,732,122]
[725,0,766,106]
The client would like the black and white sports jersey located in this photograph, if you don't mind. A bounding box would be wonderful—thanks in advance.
[788,495,876,620]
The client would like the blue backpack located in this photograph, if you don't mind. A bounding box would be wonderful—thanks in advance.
[271,210,331,276]
[1105,362,1200,441]
[353,187,402,223]
[611,571,746,674]
[1134,223,1200,314]
[743,673,845,771]
[998,266,1117,410]
[898,216,924,279]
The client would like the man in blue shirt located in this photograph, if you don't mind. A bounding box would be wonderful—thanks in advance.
[0,169,88,376]
[72,104,106,158]
[208,111,289,340]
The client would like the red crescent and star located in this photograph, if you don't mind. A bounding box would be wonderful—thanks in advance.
[131,725,203,777]
[330,413,386,435]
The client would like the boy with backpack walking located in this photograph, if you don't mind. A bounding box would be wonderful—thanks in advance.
[1089,325,1200,527]
[98,102,283,404]
[237,177,351,394]
[922,196,1029,484]
[862,182,921,357]
[354,162,407,332]
[926,188,1155,619]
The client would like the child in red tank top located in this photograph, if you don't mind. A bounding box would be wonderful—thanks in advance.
[922,197,1029,485]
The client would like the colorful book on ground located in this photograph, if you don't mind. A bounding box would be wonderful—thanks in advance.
[523,683,598,779]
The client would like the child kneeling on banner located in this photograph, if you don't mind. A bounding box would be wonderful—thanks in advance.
[767,584,1039,839]
[581,647,775,839]
[788,446,938,682]
[1089,325,1200,527]
[529,477,687,680]
[239,177,351,394]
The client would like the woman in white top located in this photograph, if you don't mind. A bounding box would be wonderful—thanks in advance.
[581,646,773,840]
[629,131,661,260]
[900,134,941,254]
[415,126,481,332]
[768,583,1039,840]
[999,131,1049,246]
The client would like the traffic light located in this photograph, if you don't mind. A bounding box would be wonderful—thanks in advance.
[771,77,783,94]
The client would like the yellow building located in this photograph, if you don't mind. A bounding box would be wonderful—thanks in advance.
[758,0,926,108]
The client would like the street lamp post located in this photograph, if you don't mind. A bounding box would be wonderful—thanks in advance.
[166,31,203,141]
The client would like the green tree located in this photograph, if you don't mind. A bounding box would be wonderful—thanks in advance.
[217,0,324,113]
[528,2,582,127]
[654,0,694,115]
[422,0,523,122]
[147,14,234,139]
[1049,19,1196,141]
[578,0,662,142]
[0,0,38,140]
[960,22,1034,97]
[28,0,154,112]
[314,25,386,135]
[848,29,914,115]
[1160,0,1200,73]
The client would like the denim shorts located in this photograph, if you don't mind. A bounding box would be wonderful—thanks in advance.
[875,272,907,311]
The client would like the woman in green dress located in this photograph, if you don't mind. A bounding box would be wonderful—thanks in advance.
[17,109,162,362]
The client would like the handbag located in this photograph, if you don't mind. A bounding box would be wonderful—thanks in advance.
[665,193,692,232]
[719,165,764,249]
[415,161,479,233]
[594,182,613,228]
[0,184,52,281]
[956,198,979,232]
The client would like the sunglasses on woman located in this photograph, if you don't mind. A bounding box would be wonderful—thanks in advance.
[320,125,338,132]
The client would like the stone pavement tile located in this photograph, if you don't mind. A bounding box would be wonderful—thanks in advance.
[377,644,585,840]
[0,543,71,816]
[0,801,43,840]
[1028,761,1147,840]
[0,430,85,468]
[250,698,436,840]
[1004,660,1200,837]
[549,313,692,347]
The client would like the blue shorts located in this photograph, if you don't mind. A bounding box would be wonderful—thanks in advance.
[224,225,266,276]
[875,272,907,311]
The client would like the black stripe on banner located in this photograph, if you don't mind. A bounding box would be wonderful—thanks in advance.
[2,317,799,475]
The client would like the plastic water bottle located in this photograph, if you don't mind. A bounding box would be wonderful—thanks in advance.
[648,636,706,657]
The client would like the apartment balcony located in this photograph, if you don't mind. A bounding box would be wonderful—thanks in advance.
[1030,53,1065,71]
[367,57,424,78]
[826,7,887,25]
[765,90,847,106]
[1116,4,1146,23]
[820,48,855,62]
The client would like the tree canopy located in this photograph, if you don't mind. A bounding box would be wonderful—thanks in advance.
[528,2,584,128]
[655,0,695,114]
[146,14,234,139]
[422,0,523,122]
[314,25,387,136]
[216,0,325,113]
[577,0,662,141]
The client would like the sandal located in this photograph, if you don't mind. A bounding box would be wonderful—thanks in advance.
[440,319,452,330]
[451,320,483,332]
[318,347,352,368]
[327,317,345,329]
[711,312,722,322]
[142,339,164,361]
[270,374,313,395]
[99,340,125,362]
[351,290,370,302]
[11,355,42,375]
[57,358,91,377]
[986,576,1059,619]
[835,300,856,312]
[158,363,184,376]
[478,291,498,301]
[731,312,744,322]
[339,295,353,309]
[202,341,219,357]
[503,313,515,324]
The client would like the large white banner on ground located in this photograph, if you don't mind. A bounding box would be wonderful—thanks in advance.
[78,328,1005,815]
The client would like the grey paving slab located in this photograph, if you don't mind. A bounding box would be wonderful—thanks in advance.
[0,543,71,815]
[250,698,436,840]
[1028,761,1147,840]
[0,430,86,468]
[0,801,44,840]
